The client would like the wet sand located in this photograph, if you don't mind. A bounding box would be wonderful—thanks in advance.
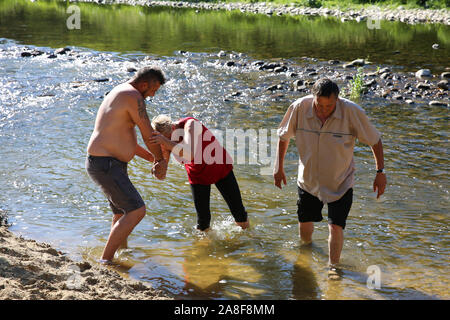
[0,226,171,300]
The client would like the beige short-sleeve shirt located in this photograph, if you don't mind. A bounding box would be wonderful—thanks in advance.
[277,95,381,203]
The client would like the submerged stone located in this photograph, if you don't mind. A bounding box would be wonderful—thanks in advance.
[429,100,447,106]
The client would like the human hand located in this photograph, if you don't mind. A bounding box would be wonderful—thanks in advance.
[273,168,287,189]
[149,131,169,146]
[373,172,387,199]
[152,158,168,180]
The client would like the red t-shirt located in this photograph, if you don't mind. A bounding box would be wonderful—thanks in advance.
[175,117,233,185]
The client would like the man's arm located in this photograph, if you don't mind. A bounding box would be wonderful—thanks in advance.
[127,94,167,179]
[150,120,200,162]
[273,138,289,189]
[135,144,155,162]
[371,139,387,199]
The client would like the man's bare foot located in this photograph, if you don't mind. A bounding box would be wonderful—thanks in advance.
[327,264,342,280]
[236,221,249,229]
[99,258,114,265]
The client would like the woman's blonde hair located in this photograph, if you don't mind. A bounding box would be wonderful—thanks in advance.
[151,114,173,135]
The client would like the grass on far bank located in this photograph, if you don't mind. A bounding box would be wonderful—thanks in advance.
[189,0,450,10]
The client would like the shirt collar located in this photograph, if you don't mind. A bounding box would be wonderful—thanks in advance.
[332,98,343,120]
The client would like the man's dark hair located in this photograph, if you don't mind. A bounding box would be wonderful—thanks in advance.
[311,78,339,97]
[131,66,166,85]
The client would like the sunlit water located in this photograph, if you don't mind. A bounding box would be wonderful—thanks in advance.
[0,1,449,300]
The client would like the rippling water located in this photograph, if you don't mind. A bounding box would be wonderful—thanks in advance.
[0,1,449,300]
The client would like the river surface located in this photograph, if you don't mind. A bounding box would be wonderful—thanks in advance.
[0,0,449,300]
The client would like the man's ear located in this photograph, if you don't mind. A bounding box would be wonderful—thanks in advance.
[142,81,151,91]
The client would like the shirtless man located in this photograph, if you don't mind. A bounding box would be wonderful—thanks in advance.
[86,66,168,263]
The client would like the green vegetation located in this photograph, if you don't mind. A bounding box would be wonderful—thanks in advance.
[0,0,448,73]
[348,67,366,101]
[217,0,449,10]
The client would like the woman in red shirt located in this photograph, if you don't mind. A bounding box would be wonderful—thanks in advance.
[150,115,249,232]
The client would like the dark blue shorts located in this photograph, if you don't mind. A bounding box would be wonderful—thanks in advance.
[297,187,353,229]
[86,155,145,215]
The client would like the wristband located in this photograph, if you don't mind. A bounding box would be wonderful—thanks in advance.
[376,168,384,173]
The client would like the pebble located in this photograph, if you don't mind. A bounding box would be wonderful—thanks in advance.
[93,78,110,82]
[429,100,447,106]
[267,84,282,91]
[55,47,71,55]
[344,59,365,68]
[415,69,432,79]
[274,66,287,73]
[441,72,450,79]
[416,82,431,90]
[437,80,448,90]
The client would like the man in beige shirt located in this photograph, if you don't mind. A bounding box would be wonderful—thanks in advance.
[86,67,168,263]
[273,78,386,275]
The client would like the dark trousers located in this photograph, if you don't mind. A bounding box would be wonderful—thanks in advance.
[190,170,248,231]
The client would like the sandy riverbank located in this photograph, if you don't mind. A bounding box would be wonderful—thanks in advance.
[68,0,449,25]
[0,226,171,300]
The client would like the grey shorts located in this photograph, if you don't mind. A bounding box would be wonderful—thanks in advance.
[85,155,145,215]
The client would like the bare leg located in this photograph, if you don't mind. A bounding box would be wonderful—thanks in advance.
[299,222,314,244]
[101,206,146,262]
[111,213,128,249]
[328,224,344,266]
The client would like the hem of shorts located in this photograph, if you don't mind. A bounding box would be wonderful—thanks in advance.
[115,203,145,215]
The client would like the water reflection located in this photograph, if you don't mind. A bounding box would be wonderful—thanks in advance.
[0,0,449,73]
[291,244,320,300]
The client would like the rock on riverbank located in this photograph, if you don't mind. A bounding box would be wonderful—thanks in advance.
[14,40,449,106]
[0,226,171,300]
[68,0,450,25]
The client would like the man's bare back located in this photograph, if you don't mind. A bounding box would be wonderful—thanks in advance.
[87,82,146,163]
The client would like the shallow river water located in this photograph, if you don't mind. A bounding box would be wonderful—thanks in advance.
[0,0,449,299]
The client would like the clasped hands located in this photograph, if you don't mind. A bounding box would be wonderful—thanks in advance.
[150,132,170,180]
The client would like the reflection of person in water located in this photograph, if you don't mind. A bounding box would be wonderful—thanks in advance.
[150,115,249,232]
[291,245,320,299]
